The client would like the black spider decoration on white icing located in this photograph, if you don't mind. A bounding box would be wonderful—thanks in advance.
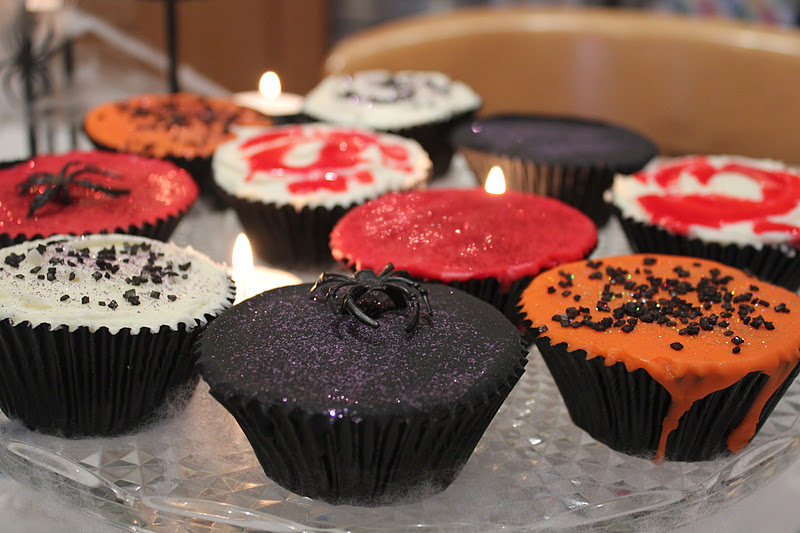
[18,161,130,217]
[310,263,432,332]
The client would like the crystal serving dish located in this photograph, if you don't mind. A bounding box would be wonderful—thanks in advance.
[0,161,798,532]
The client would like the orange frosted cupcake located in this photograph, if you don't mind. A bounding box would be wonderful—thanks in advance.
[520,254,800,461]
[84,93,272,194]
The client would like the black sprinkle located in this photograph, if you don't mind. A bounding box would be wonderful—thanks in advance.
[547,286,556,294]
[150,291,161,299]
[60,294,69,301]
[4,253,25,268]
[732,336,745,345]
[733,346,741,354]
[167,294,177,302]
[82,296,89,304]
[108,300,118,310]
[69,272,75,281]
[670,342,684,350]
[776,303,790,313]
[29,266,41,274]
[643,257,657,265]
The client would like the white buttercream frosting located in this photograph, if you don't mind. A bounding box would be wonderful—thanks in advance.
[302,70,481,129]
[212,123,431,209]
[612,155,800,247]
[0,234,233,334]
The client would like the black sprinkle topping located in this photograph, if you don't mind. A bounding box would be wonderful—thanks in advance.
[670,342,684,350]
[4,253,25,268]
[81,296,89,304]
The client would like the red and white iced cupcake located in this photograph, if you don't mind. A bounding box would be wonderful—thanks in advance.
[212,123,431,268]
[612,155,800,290]
[0,151,198,248]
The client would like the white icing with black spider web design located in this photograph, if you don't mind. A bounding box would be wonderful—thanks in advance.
[303,70,481,129]
[0,234,233,333]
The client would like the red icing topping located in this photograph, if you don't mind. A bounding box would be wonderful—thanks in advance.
[239,126,412,194]
[634,156,800,242]
[0,151,197,239]
[330,188,597,288]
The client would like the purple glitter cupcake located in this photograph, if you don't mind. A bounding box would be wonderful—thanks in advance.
[450,114,658,224]
[196,266,527,506]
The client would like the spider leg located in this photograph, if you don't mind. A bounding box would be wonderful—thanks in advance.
[323,281,353,314]
[343,293,379,328]
[378,263,395,277]
[407,299,423,332]
[71,179,131,196]
[70,166,124,181]
[26,187,56,217]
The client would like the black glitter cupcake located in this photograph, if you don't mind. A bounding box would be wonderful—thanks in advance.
[0,234,234,437]
[196,266,527,505]
[450,114,658,224]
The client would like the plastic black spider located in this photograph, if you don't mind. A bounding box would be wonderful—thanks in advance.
[18,161,130,217]
[310,263,432,332]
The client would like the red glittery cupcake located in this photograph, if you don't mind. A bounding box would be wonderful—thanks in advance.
[0,150,198,247]
[330,188,597,322]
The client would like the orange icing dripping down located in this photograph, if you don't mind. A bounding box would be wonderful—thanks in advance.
[519,254,800,462]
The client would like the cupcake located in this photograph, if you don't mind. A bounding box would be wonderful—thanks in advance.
[212,123,431,268]
[450,114,658,224]
[0,234,234,436]
[519,254,800,462]
[302,70,481,176]
[0,151,198,248]
[329,188,597,322]
[83,93,273,195]
[611,155,800,291]
[196,266,527,505]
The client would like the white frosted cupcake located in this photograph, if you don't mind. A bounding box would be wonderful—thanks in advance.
[302,70,481,176]
[212,123,431,267]
[0,234,234,436]
[612,154,800,290]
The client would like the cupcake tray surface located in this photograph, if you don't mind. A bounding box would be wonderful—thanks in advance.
[0,159,799,531]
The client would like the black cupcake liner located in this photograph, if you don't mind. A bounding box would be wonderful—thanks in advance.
[0,209,189,249]
[534,336,800,461]
[0,319,210,437]
[615,212,800,291]
[458,147,615,226]
[389,110,477,178]
[217,188,348,269]
[203,346,527,506]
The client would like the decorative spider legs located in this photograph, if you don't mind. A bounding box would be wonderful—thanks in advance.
[18,160,130,217]
[310,264,432,332]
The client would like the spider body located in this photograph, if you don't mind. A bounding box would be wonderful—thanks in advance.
[310,264,432,332]
[18,160,130,217]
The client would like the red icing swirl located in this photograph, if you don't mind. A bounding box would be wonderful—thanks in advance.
[330,188,597,288]
[633,156,800,242]
[240,126,412,194]
[0,151,197,239]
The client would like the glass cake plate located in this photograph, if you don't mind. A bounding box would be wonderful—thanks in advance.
[0,161,799,532]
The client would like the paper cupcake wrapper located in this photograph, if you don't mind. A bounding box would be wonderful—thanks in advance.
[0,209,188,249]
[205,347,527,506]
[615,212,800,291]
[534,336,800,461]
[0,320,207,437]
[446,276,534,325]
[389,110,477,178]
[217,189,347,269]
[458,147,614,225]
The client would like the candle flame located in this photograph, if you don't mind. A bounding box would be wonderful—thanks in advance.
[485,166,506,194]
[259,71,281,99]
[232,233,254,303]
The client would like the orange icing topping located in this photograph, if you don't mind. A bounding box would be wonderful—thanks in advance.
[519,254,800,461]
[84,93,273,159]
